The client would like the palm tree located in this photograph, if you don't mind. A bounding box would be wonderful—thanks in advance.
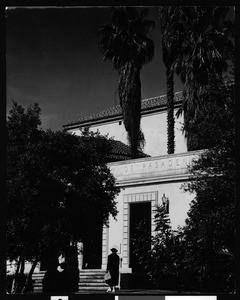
[175,6,234,150]
[159,7,185,154]
[99,7,155,158]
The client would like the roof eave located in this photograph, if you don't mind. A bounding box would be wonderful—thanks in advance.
[63,101,182,131]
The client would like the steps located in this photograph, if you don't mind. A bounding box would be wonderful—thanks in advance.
[32,271,45,293]
[32,269,108,292]
[79,269,107,291]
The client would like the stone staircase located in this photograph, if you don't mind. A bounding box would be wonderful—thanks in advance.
[32,271,46,293]
[79,269,107,291]
[32,269,108,292]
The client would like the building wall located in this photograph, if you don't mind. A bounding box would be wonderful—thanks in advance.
[67,107,193,273]
[69,109,187,157]
[68,110,194,272]
[100,151,200,271]
[103,181,194,270]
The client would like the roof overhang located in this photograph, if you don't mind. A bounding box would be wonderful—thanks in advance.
[63,101,182,131]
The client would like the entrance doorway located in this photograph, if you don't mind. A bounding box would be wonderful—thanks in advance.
[129,201,151,273]
[82,219,103,269]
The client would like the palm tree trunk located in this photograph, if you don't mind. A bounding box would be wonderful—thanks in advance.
[184,84,201,151]
[119,62,142,158]
[166,66,175,154]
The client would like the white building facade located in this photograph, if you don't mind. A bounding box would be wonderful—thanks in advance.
[63,92,200,276]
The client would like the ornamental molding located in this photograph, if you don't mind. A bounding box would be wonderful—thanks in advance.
[108,150,204,186]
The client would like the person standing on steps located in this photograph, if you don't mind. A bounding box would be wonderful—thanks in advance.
[106,247,120,293]
[57,262,75,293]
[42,261,60,293]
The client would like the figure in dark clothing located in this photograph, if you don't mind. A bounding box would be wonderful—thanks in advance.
[42,264,60,293]
[57,262,75,293]
[106,247,120,293]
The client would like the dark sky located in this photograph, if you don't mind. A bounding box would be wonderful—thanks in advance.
[6,6,234,131]
[6,6,180,131]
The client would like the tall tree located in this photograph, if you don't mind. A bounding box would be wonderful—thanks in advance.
[99,7,155,158]
[159,6,184,154]
[7,102,119,293]
[182,75,235,292]
[175,6,234,150]
[129,76,235,293]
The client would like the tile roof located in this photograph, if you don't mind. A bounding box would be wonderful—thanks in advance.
[63,91,183,128]
[107,139,149,161]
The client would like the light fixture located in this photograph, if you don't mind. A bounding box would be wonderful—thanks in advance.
[162,193,167,206]
[162,193,169,214]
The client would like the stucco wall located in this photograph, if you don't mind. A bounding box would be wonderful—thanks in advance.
[108,181,193,245]
[68,108,192,271]
[104,180,194,270]
[69,109,187,157]
[141,109,186,156]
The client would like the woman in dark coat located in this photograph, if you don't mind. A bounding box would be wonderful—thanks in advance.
[57,262,75,293]
[42,263,60,293]
[106,248,120,293]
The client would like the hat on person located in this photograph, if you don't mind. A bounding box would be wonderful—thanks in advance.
[110,245,118,252]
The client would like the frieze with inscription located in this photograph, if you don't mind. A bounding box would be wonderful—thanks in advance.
[109,152,200,184]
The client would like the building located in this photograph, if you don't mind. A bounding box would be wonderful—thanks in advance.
[16,92,202,291]
[60,91,201,287]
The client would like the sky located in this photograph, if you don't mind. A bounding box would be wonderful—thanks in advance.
[6,6,234,131]
[6,6,184,131]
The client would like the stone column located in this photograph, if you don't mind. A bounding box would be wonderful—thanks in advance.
[101,225,109,269]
